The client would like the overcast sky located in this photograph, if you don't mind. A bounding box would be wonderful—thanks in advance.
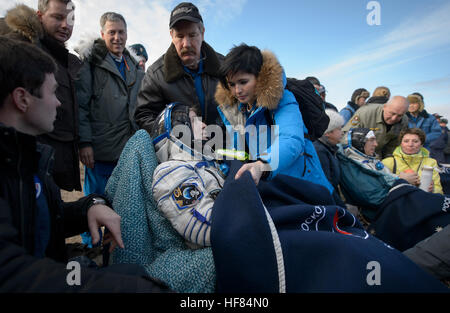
[1,0,450,120]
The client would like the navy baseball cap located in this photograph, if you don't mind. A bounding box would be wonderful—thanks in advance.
[169,2,203,28]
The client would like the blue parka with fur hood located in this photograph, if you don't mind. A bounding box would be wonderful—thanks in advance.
[214,50,334,194]
[406,94,441,149]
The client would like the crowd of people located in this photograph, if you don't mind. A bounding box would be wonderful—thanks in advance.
[0,0,449,293]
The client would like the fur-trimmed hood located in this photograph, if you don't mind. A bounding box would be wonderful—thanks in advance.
[215,50,284,112]
[0,4,44,43]
[74,34,140,66]
[407,94,425,113]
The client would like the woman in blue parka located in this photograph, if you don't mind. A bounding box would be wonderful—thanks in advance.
[214,44,334,194]
[406,93,442,149]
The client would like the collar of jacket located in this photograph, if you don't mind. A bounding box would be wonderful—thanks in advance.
[344,146,378,163]
[318,137,339,155]
[406,109,430,120]
[215,50,284,112]
[347,101,359,111]
[0,4,44,43]
[0,125,39,176]
[367,96,389,105]
[40,33,69,66]
[88,39,136,67]
[163,41,222,83]
[83,38,140,89]
[393,145,429,160]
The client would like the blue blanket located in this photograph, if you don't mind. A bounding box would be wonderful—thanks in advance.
[211,161,447,293]
[106,130,216,293]
[369,181,450,252]
[440,171,450,194]
[106,131,447,293]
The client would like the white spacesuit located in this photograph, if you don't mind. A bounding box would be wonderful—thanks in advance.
[151,103,226,248]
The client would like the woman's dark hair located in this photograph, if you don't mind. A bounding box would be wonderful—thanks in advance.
[399,128,426,145]
[219,43,263,90]
[0,37,57,106]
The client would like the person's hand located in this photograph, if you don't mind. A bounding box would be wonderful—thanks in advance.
[399,170,420,186]
[235,161,266,185]
[80,146,95,169]
[87,204,124,253]
[428,181,435,193]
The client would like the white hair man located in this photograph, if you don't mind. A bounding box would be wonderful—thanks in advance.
[342,96,410,159]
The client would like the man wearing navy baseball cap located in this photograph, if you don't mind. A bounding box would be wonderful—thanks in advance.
[135,2,223,133]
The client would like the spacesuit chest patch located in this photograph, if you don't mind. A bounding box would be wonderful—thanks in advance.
[172,184,203,210]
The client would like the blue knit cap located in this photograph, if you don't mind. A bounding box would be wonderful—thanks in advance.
[130,44,148,61]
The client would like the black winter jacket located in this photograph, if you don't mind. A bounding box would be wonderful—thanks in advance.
[313,138,346,207]
[135,42,223,133]
[0,126,92,261]
[1,5,83,191]
[0,126,170,292]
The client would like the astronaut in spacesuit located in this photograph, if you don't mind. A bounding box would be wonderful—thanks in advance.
[150,103,226,248]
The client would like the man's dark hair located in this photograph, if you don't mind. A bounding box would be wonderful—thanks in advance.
[0,37,57,106]
[219,43,263,90]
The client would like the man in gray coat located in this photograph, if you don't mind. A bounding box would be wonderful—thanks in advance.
[75,12,143,196]
[135,2,223,133]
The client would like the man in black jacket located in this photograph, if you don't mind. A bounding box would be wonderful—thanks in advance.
[0,1,82,191]
[135,2,223,132]
[0,37,170,292]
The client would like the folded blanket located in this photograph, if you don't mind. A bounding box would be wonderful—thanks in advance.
[211,162,448,293]
[106,130,216,293]
[370,181,450,251]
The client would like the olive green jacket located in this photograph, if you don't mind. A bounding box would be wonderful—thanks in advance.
[341,104,408,159]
